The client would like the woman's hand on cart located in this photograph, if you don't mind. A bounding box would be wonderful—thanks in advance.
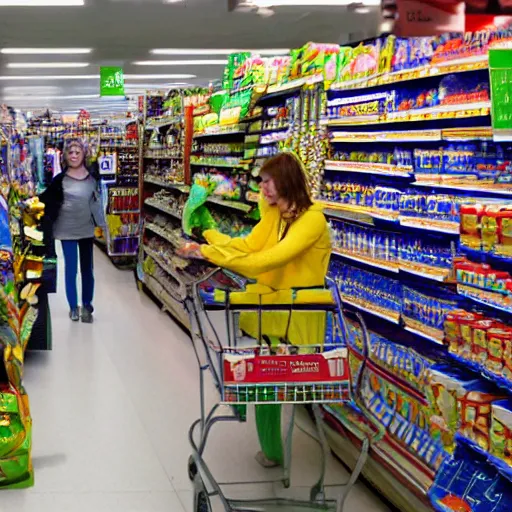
[177,241,205,260]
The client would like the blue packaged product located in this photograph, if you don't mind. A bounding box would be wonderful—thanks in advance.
[429,442,512,511]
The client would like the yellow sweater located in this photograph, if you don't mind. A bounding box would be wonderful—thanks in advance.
[201,201,332,344]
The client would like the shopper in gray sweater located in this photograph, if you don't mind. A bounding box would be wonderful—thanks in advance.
[41,138,105,323]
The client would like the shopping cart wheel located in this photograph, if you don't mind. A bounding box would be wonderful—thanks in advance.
[194,490,212,512]
[188,455,198,481]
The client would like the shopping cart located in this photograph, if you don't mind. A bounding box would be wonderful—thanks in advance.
[184,267,384,512]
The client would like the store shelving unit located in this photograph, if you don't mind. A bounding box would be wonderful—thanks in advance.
[97,120,141,264]
[132,38,512,511]
[136,90,196,327]
[318,39,512,511]
[180,41,511,512]
[3,112,53,348]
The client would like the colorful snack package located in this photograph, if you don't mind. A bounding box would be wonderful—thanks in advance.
[445,310,483,357]
[288,48,302,81]
[490,399,512,471]
[501,328,512,381]
[471,319,499,365]
[460,203,484,250]
[457,380,504,451]
[378,35,395,76]
[481,205,502,253]
[426,366,479,453]
[497,206,512,257]
[486,327,512,376]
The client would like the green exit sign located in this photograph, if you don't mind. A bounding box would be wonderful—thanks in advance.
[100,67,125,97]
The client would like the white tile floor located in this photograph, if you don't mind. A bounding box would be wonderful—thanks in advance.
[0,249,391,512]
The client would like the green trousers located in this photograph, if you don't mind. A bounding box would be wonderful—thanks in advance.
[255,404,283,465]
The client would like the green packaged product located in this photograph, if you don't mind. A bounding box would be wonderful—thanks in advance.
[210,91,229,115]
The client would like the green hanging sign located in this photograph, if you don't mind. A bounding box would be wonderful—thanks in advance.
[100,66,125,97]
[489,49,512,134]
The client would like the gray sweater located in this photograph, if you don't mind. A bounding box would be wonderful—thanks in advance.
[53,174,105,241]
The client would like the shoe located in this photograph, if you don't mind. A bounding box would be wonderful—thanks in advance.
[255,451,280,468]
[69,308,80,322]
[81,305,94,323]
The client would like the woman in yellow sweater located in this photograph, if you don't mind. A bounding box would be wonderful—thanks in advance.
[183,152,332,467]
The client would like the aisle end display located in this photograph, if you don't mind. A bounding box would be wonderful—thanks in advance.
[97,119,141,263]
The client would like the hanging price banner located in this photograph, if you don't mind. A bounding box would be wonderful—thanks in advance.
[100,67,125,97]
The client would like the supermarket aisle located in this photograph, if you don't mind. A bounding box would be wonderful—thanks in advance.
[1,248,391,512]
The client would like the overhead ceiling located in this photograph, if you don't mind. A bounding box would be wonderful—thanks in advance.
[0,0,380,114]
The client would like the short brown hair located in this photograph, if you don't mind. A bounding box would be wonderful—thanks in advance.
[259,152,313,213]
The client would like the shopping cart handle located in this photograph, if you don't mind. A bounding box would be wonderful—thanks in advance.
[224,269,257,286]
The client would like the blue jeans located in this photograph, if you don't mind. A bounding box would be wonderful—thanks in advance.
[61,239,94,310]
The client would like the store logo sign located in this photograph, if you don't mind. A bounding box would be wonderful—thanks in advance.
[100,67,125,97]
[98,153,117,176]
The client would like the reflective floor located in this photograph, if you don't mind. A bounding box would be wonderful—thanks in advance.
[0,248,391,512]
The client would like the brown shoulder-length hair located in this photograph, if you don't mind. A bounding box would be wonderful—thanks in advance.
[259,152,313,214]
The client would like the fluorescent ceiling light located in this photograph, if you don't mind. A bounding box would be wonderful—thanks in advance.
[1,48,91,54]
[0,75,98,80]
[3,85,62,92]
[124,73,196,79]
[8,62,89,69]
[133,60,227,66]
[0,74,194,81]
[248,0,380,5]
[151,48,289,56]
[5,94,99,100]
[124,82,190,90]
[0,0,84,5]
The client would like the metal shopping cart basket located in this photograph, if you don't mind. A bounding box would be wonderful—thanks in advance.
[184,267,384,512]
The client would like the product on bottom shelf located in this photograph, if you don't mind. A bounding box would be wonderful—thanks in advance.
[426,365,504,454]
[491,399,512,476]
[345,320,447,473]
[360,366,446,471]
[429,442,512,512]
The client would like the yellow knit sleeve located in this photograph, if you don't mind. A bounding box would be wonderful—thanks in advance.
[201,210,326,278]
[203,230,231,245]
